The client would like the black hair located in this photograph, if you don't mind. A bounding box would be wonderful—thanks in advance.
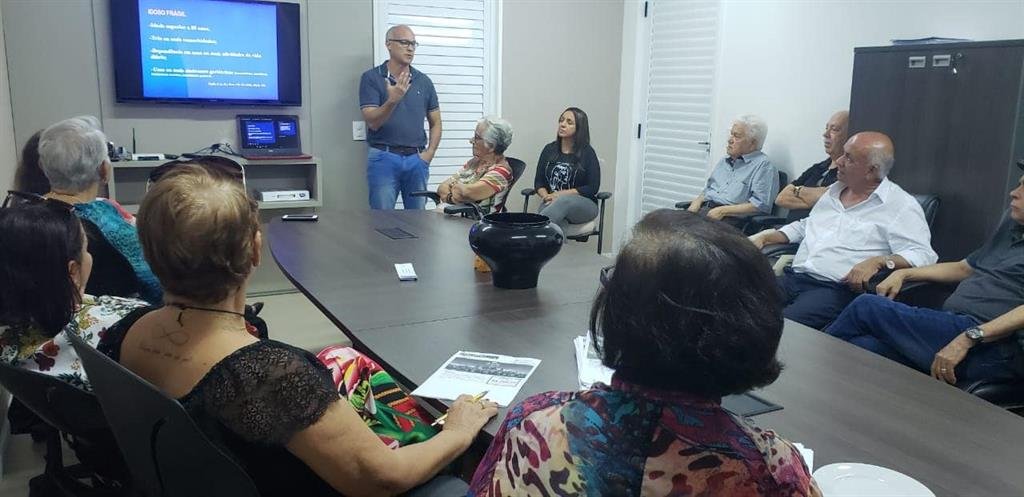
[590,209,783,398]
[12,131,48,195]
[556,107,591,157]
[0,202,84,336]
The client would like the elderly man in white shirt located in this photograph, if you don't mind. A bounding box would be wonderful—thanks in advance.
[751,132,937,329]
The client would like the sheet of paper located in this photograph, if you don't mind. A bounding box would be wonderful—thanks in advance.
[574,335,614,390]
[412,351,541,407]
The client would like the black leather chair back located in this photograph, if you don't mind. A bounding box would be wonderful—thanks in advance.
[494,157,527,214]
[913,193,940,228]
[81,217,139,299]
[67,332,259,497]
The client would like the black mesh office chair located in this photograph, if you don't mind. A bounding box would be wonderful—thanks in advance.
[675,170,788,235]
[66,331,260,497]
[0,363,124,496]
[410,157,527,219]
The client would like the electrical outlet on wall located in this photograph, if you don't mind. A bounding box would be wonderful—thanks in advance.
[352,121,366,141]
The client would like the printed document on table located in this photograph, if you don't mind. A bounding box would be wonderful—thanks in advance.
[574,335,614,390]
[412,351,541,407]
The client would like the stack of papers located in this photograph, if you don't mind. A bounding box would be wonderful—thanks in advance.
[573,335,614,390]
[412,351,541,407]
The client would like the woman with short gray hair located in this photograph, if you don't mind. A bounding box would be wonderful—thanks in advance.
[37,116,162,304]
[436,116,515,215]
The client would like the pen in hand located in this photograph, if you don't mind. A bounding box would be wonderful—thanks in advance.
[431,390,489,426]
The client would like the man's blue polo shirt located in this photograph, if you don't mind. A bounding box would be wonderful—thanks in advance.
[359,61,439,149]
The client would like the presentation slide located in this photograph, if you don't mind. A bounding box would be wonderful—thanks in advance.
[139,0,279,101]
[245,121,276,145]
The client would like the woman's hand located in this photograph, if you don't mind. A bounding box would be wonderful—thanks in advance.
[451,183,467,203]
[542,191,558,204]
[441,394,499,442]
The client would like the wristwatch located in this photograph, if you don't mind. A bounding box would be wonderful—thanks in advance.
[964,326,985,344]
[884,256,897,270]
[794,185,803,198]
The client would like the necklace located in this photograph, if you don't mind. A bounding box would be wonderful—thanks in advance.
[47,190,90,204]
[164,302,246,327]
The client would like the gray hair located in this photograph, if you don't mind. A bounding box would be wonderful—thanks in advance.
[735,114,768,150]
[38,116,108,192]
[478,116,514,155]
[867,145,895,178]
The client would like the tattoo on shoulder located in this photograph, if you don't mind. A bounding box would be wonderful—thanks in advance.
[138,343,193,363]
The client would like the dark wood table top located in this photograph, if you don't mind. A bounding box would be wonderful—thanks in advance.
[269,210,1024,496]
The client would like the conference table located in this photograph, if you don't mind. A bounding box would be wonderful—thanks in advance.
[269,209,1024,496]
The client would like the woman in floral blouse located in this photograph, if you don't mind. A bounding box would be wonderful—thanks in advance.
[436,116,515,215]
[0,198,146,390]
[470,209,822,496]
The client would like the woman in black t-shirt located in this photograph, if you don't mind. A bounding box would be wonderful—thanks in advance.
[532,107,601,231]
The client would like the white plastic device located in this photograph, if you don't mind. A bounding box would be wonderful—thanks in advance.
[394,263,418,281]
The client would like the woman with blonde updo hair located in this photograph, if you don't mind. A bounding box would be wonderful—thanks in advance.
[99,163,496,496]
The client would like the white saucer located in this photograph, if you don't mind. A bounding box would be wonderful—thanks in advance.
[813,463,935,497]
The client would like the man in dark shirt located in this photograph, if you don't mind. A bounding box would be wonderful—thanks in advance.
[774,110,848,221]
[359,25,441,210]
[826,172,1024,385]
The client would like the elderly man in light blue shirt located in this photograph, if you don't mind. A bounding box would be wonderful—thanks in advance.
[687,115,779,228]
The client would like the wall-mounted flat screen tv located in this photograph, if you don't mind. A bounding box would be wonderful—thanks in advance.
[111,0,301,106]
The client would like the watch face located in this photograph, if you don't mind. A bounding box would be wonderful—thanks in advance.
[885,258,896,270]
[966,327,984,341]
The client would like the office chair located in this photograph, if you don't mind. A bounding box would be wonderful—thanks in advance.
[410,157,527,219]
[0,363,124,496]
[675,170,788,235]
[520,188,612,254]
[66,331,260,497]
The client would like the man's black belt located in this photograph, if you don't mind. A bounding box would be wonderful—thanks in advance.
[371,144,424,156]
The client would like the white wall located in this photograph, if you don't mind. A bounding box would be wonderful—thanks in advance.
[712,0,1024,181]
[0,1,16,187]
[501,0,623,222]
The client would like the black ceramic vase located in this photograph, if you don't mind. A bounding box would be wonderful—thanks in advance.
[469,212,564,289]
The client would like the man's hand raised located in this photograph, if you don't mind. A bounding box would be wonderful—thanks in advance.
[386,70,411,104]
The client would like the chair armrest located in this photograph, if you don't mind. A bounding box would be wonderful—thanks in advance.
[595,191,613,200]
[443,204,477,217]
[761,243,800,259]
[521,187,536,196]
[409,191,441,204]
[749,215,787,228]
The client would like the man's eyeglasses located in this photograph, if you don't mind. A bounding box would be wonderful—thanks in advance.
[388,38,419,49]
[148,155,247,191]
[2,190,75,211]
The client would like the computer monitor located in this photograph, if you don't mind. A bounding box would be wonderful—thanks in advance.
[236,115,303,157]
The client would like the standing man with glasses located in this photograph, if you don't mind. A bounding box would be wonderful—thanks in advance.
[359,25,442,209]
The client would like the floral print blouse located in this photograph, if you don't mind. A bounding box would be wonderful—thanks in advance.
[469,376,817,497]
[0,295,147,390]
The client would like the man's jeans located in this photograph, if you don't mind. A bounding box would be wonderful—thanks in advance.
[367,147,429,210]
[827,294,1024,382]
